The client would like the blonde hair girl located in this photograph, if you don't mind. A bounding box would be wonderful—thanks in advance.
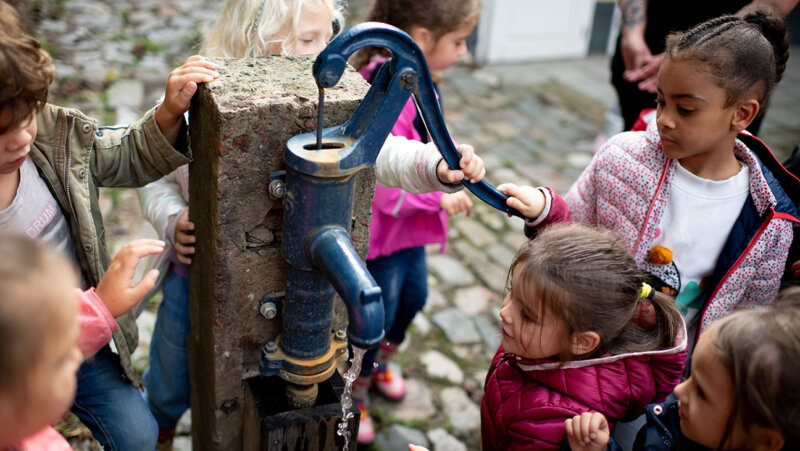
[202,0,344,57]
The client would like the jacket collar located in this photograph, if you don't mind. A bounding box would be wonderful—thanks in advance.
[513,316,687,372]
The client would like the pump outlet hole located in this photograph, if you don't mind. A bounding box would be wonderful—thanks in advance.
[304,142,346,150]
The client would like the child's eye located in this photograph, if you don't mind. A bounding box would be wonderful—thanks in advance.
[655,98,665,107]
[678,107,694,115]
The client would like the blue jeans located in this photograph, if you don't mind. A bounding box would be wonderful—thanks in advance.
[359,246,428,376]
[143,272,191,429]
[72,345,158,450]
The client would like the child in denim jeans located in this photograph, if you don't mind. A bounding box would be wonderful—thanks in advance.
[137,0,487,444]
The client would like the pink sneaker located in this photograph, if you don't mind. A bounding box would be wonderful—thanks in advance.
[373,366,406,401]
[357,404,375,444]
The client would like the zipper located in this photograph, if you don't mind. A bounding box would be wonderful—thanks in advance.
[64,117,78,222]
[633,158,671,256]
[699,206,775,339]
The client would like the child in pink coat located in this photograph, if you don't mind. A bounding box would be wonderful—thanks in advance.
[482,223,687,450]
[0,233,165,450]
[349,0,481,443]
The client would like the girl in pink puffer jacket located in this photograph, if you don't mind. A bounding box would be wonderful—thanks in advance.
[481,223,687,450]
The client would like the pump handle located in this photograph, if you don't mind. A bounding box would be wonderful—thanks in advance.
[314,22,525,219]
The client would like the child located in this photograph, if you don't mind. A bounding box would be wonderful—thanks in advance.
[0,1,219,448]
[0,232,167,449]
[500,10,796,354]
[137,0,486,443]
[348,0,480,444]
[482,223,687,450]
[565,288,800,450]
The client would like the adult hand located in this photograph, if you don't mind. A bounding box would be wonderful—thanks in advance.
[624,52,664,93]
[174,208,196,265]
[440,191,473,216]
[564,412,611,451]
[95,239,166,317]
[436,144,486,184]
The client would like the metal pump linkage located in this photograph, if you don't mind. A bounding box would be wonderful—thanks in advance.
[260,22,523,408]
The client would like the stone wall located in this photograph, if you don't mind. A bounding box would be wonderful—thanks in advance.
[187,55,372,450]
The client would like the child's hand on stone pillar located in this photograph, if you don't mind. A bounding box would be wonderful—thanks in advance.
[156,55,219,145]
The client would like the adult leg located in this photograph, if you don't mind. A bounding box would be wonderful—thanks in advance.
[72,345,158,450]
[143,272,191,432]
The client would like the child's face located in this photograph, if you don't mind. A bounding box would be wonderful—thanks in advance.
[498,267,563,360]
[655,58,740,176]
[269,2,333,56]
[674,331,740,448]
[16,303,82,440]
[424,21,475,72]
[0,110,37,175]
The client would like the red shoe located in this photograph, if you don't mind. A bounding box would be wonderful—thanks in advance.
[373,366,406,401]
[357,404,375,444]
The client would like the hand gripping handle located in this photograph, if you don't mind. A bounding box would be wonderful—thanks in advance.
[314,22,525,218]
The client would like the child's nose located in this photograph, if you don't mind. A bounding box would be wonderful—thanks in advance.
[657,110,675,130]
[7,127,33,151]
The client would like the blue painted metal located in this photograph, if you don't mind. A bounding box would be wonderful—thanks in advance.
[306,22,525,218]
[263,22,523,394]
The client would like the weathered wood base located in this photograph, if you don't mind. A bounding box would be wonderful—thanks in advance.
[243,372,359,450]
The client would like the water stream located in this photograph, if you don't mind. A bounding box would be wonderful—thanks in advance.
[337,345,366,451]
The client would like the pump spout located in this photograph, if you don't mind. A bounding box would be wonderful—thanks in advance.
[309,227,385,349]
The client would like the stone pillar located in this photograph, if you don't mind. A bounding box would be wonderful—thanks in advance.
[187,56,372,450]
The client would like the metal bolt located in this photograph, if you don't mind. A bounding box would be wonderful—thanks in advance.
[334,329,347,342]
[260,302,277,319]
[401,71,417,89]
[268,179,285,199]
[265,341,278,353]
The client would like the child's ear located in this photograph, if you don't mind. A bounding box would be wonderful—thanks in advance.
[731,99,760,133]
[408,26,435,54]
[750,425,785,451]
[570,331,601,356]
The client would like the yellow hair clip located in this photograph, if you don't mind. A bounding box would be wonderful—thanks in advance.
[640,282,653,299]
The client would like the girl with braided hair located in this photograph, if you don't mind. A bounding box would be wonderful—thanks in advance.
[500,9,798,363]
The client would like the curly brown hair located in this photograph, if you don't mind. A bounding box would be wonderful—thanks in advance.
[0,1,54,134]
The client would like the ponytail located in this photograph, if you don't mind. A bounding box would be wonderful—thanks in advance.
[744,9,790,86]
[602,289,682,356]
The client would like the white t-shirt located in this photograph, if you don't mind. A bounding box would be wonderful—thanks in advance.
[0,157,77,260]
[651,161,750,324]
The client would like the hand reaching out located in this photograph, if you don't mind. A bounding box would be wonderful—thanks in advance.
[95,239,166,317]
[155,55,219,145]
[564,412,611,451]
[174,208,196,265]
[436,144,486,184]
[440,191,473,216]
[497,183,546,219]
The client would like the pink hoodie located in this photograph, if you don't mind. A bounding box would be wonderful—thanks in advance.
[359,60,448,260]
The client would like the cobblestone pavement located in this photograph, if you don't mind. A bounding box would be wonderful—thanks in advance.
[24,0,800,449]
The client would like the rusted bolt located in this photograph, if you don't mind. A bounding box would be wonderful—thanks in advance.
[334,329,347,342]
[401,71,417,89]
[265,341,278,353]
[268,179,285,199]
[260,302,277,319]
